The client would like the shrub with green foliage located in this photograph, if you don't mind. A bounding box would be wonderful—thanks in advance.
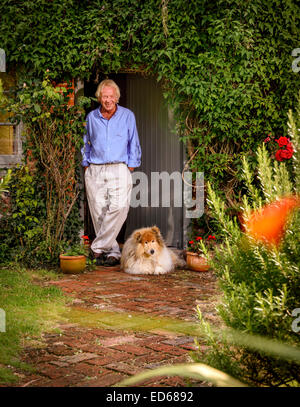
[0,166,45,265]
[0,76,91,266]
[192,93,300,386]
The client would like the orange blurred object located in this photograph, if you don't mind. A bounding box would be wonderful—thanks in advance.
[244,196,300,247]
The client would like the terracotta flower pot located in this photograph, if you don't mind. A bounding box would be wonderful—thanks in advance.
[59,255,86,274]
[186,251,210,272]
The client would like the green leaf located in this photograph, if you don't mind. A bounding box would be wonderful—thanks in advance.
[34,104,41,114]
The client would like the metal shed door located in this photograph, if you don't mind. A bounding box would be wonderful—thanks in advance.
[125,75,183,248]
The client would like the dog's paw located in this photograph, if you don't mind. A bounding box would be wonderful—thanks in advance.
[124,268,140,275]
[154,266,167,275]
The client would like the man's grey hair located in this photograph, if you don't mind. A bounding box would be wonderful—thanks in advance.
[95,79,120,103]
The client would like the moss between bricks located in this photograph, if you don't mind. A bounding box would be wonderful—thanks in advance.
[61,307,201,338]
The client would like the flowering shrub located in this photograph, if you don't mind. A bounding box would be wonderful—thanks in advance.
[264,134,294,162]
[188,235,216,254]
[82,235,90,246]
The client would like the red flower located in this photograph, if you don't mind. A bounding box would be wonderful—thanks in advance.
[81,235,89,240]
[280,149,293,159]
[286,142,294,153]
[275,140,294,162]
[276,137,289,148]
[189,240,194,244]
[264,136,271,143]
[207,235,216,240]
[196,236,202,241]
[275,150,284,162]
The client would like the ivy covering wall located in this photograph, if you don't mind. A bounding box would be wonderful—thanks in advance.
[1,0,300,202]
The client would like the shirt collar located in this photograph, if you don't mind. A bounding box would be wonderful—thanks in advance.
[98,104,119,119]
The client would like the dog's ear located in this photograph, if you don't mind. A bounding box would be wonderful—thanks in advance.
[151,226,161,236]
[133,231,142,243]
[151,226,164,245]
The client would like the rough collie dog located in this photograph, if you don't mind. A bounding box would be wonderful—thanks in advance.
[121,226,185,275]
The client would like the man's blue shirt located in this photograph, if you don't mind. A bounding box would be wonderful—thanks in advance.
[81,105,142,168]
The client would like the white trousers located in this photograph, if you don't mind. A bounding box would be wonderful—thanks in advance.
[84,163,133,259]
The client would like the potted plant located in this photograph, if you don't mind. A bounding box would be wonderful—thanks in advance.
[186,235,216,272]
[59,235,90,274]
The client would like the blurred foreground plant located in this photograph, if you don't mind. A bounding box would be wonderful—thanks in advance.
[117,92,300,388]
[191,92,300,386]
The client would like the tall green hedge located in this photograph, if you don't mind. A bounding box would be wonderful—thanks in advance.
[1,0,300,200]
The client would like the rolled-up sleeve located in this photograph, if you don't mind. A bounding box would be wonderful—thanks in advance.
[81,118,91,167]
[127,112,141,168]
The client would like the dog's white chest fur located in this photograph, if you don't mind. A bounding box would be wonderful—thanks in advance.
[153,247,173,274]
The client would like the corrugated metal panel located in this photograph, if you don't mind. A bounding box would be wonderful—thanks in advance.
[125,75,183,248]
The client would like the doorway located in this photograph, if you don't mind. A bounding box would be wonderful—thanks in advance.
[83,73,184,248]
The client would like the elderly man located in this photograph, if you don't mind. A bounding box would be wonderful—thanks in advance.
[81,79,141,266]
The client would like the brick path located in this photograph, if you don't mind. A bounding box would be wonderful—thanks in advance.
[10,265,220,387]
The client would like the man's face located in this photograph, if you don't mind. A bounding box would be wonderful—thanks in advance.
[100,86,118,112]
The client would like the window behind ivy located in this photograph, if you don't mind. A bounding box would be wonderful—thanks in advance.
[0,72,22,167]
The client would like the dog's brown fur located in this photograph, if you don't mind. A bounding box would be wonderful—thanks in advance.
[121,226,185,275]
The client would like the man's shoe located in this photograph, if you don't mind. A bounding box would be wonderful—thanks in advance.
[95,253,107,266]
[105,256,120,267]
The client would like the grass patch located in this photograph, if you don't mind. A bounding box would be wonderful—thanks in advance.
[0,264,68,384]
